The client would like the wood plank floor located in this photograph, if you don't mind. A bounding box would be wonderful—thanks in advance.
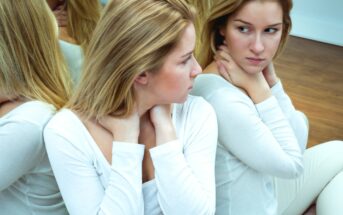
[274,36,343,148]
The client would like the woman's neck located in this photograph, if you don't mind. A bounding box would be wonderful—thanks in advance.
[203,61,220,75]
[0,97,9,104]
[59,27,77,44]
[0,96,25,117]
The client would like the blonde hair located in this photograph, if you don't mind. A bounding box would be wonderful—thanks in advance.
[66,0,101,50]
[198,0,293,68]
[185,0,214,58]
[68,0,195,119]
[0,0,72,109]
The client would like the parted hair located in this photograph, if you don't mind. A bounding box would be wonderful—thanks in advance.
[67,0,196,119]
[198,0,293,68]
[66,0,101,51]
[0,0,72,109]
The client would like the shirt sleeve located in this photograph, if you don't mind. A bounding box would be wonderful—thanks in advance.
[271,81,308,151]
[149,99,217,215]
[0,120,44,191]
[44,128,145,215]
[210,89,303,178]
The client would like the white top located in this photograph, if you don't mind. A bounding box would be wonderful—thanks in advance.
[59,40,83,86]
[44,95,218,215]
[0,101,67,215]
[191,74,307,215]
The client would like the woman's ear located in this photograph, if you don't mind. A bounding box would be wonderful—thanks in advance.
[219,26,225,37]
[134,71,149,85]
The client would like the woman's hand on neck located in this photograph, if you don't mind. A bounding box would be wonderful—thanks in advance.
[149,104,176,146]
[213,45,272,104]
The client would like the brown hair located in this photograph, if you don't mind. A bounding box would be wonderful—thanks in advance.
[198,0,292,68]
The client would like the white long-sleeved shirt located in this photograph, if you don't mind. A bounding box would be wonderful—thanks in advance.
[59,40,83,86]
[191,74,307,215]
[44,95,218,215]
[0,101,67,215]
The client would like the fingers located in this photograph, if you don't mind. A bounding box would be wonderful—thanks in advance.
[216,60,232,83]
[149,104,173,129]
[98,114,140,143]
[214,44,235,82]
[216,45,232,62]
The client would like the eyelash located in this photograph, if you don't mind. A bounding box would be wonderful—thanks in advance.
[237,26,249,33]
[182,55,192,64]
[237,26,279,34]
[264,28,279,33]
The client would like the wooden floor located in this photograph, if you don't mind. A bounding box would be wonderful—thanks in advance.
[274,36,343,148]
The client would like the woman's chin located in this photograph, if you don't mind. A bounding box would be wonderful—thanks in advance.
[243,65,264,75]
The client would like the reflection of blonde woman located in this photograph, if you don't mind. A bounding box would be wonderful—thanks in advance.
[46,0,101,85]
[192,0,343,214]
[0,0,71,214]
[44,0,217,214]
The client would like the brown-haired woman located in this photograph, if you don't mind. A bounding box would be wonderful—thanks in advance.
[191,0,343,214]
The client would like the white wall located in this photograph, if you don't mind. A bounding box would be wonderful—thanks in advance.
[290,0,343,46]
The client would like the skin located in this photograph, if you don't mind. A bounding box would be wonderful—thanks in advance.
[0,96,26,117]
[82,23,202,182]
[46,0,76,43]
[205,1,284,104]
[205,2,317,213]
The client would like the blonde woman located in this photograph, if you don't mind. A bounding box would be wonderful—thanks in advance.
[0,0,71,214]
[47,0,101,85]
[191,0,343,214]
[44,0,217,214]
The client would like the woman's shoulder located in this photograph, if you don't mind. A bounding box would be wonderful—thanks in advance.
[192,73,240,97]
[1,100,55,126]
[180,95,212,111]
[192,73,251,106]
[174,95,216,122]
[44,109,93,154]
[0,101,56,149]
[59,39,82,52]
[45,108,81,133]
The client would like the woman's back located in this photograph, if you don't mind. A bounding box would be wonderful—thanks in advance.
[0,101,67,214]
[0,0,71,213]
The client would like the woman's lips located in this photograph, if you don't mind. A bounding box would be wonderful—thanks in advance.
[246,57,265,65]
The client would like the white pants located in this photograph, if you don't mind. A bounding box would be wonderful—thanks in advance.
[275,140,343,215]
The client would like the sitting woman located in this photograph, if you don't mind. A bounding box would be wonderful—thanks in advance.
[191,0,343,214]
[0,0,71,214]
[44,0,217,214]
[46,0,101,85]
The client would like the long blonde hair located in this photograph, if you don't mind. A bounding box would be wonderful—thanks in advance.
[0,0,72,109]
[66,0,101,50]
[68,0,195,119]
[186,0,214,58]
[198,0,293,68]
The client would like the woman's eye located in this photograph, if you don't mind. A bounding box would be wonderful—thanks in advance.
[238,26,249,33]
[265,28,278,33]
[182,56,192,65]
